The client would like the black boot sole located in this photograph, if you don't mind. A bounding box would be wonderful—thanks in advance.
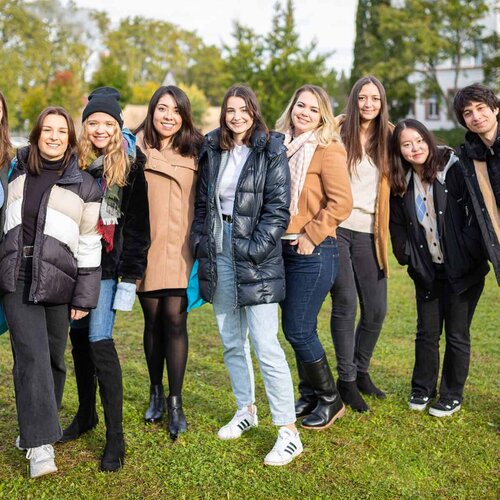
[301,404,346,430]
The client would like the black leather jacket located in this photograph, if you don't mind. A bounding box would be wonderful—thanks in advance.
[190,129,291,307]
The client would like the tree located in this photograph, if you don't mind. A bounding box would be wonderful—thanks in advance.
[89,55,133,105]
[224,0,337,126]
[377,0,490,123]
[178,83,209,128]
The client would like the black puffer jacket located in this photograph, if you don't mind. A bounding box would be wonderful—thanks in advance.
[390,154,489,299]
[190,129,290,307]
[91,147,150,281]
[0,148,102,308]
[457,128,500,284]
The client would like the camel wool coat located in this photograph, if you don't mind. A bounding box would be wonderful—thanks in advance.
[136,132,198,292]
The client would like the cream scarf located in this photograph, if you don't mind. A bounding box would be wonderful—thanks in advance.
[284,130,318,215]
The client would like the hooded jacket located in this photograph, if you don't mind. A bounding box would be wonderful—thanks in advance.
[0,147,102,308]
[390,151,489,299]
[190,128,291,307]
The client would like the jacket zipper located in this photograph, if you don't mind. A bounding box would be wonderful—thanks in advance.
[29,187,54,303]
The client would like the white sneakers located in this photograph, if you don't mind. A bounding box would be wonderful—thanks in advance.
[218,407,258,440]
[218,407,303,466]
[25,444,57,478]
[264,427,303,466]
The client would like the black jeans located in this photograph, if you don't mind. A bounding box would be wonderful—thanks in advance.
[4,279,68,448]
[412,278,484,402]
[330,228,387,381]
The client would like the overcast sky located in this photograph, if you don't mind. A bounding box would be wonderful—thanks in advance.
[69,0,357,74]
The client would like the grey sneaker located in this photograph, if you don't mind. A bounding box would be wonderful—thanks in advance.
[26,444,57,478]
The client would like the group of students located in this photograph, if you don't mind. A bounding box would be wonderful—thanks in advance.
[0,76,498,478]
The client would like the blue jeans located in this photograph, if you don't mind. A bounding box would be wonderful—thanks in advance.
[281,236,339,363]
[72,279,117,343]
[212,222,295,426]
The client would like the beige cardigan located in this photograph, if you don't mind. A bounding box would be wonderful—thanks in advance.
[136,132,198,292]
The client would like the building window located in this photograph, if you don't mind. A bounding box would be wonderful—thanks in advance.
[425,95,440,120]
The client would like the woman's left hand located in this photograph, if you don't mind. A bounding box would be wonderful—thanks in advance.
[290,234,316,255]
[70,309,89,321]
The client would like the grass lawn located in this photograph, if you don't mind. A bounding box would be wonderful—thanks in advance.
[0,255,498,498]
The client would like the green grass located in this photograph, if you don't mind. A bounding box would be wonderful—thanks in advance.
[0,254,498,498]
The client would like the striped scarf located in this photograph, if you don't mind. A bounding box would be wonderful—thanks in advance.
[284,130,318,215]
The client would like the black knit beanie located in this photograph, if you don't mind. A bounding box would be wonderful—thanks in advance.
[82,86,124,128]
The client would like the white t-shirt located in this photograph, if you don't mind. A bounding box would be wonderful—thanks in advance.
[219,144,251,215]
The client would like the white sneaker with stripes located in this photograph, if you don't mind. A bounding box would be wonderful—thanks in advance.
[264,427,303,466]
[217,407,258,440]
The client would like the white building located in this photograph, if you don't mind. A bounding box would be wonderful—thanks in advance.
[408,4,499,130]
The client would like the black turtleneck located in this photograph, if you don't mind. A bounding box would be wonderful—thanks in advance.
[22,157,64,246]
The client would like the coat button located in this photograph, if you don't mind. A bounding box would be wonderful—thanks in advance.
[438,211,443,214]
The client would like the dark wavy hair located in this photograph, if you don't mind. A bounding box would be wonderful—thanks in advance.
[390,118,451,196]
[453,83,500,128]
[28,106,77,175]
[341,75,391,176]
[135,85,203,158]
[219,85,269,150]
[0,92,12,169]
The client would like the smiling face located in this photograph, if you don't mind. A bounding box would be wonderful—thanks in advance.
[291,91,321,136]
[225,96,254,144]
[462,100,499,144]
[153,93,183,146]
[358,83,382,123]
[38,114,69,161]
[399,127,430,168]
[85,112,117,151]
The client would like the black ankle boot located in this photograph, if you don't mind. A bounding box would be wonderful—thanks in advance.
[295,358,317,418]
[144,385,166,423]
[167,395,187,439]
[101,432,125,472]
[337,380,369,412]
[300,356,345,430]
[90,340,125,472]
[59,328,98,443]
[356,372,386,399]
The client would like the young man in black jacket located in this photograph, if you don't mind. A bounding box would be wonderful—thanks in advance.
[453,83,500,285]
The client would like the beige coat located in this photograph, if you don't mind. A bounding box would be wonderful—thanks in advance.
[136,132,197,292]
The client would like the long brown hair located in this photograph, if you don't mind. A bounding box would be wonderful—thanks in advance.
[135,85,203,158]
[219,85,269,150]
[341,76,390,176]
[0,92,12,168]
[275,84,341,147]
[27,107,77,175]
[390,119,451,196]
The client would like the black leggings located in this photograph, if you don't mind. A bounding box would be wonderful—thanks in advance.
[139,295,188,396]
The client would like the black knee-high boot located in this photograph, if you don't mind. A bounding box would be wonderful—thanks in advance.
[301,355,345,430]
[90,339,125,472]
[59,328,98,442]
[295,355,317,418]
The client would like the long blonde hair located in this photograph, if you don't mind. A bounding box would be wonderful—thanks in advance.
[78,120,129,187]
[275,84,341,147]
